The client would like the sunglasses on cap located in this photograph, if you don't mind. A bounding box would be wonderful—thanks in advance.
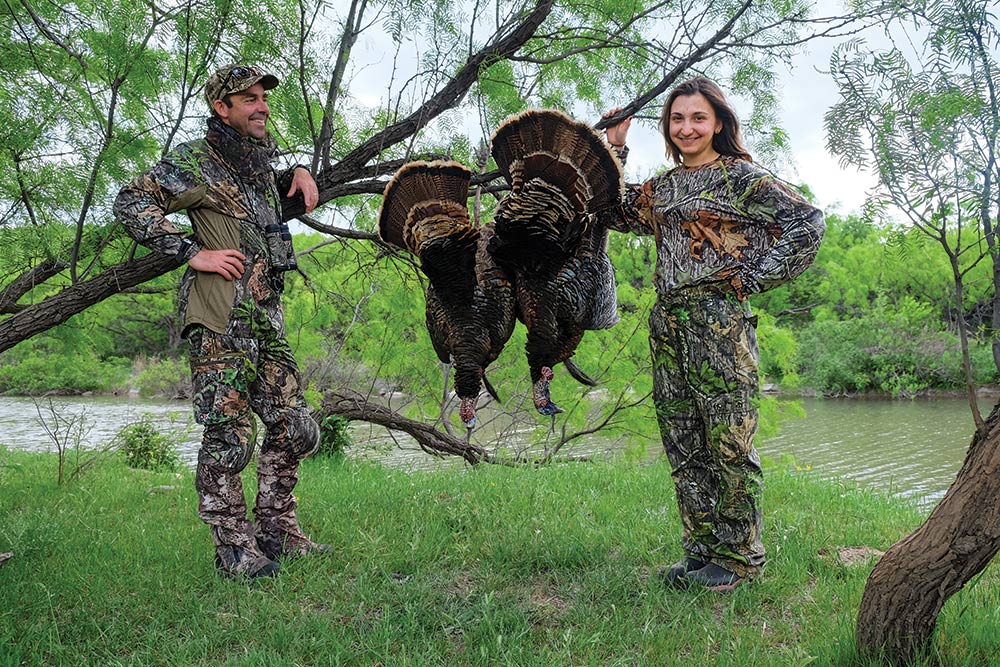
[219,65,264,92]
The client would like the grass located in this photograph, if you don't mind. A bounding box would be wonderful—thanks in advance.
[2,446,999,667]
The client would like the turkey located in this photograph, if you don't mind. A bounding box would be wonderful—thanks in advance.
[488,109,624,418]
[378,160,516,429]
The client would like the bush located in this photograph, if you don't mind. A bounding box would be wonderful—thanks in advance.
[756,311,800,389]
[0,341,130,395]
[316,414,353,459]
[134,356,191,398]
[795,295,972,395]
[117,416,180,472]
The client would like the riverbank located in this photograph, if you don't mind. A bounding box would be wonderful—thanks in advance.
[3,448,999,666]
[0,394,987,512]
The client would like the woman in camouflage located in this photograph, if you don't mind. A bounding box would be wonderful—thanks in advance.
[603,77,825,591]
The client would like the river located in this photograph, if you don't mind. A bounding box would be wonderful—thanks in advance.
[0,394,990,509]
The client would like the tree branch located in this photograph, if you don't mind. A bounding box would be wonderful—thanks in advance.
[311,0,555,204]
[0,259,69,314]
[15,0,89,70]
[0,251,180,354]
[594,0,754,130]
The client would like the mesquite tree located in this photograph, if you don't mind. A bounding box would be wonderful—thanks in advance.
[0,0,864,452]
[826,0,1000,662]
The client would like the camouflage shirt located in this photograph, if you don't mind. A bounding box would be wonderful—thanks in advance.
[604,155,825,299]
[114,117,302,337]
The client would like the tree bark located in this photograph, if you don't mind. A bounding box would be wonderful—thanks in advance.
[856,399,1000,665]
[0,252,179,354]
[320,390,488,465]
[0,259,68,314]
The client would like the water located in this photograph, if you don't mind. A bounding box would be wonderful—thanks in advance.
[757,396,988,508]
[0,394,990,508]
[0,395,202,464]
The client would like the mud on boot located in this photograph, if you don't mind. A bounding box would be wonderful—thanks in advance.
[214,544,280,581]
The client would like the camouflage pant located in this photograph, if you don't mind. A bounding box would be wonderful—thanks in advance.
[649,287,765,579]
[188,325,320,557]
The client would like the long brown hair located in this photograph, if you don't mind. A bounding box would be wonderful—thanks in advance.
[658,77,752,165]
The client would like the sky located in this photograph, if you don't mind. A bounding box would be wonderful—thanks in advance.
[593,16,885,217]
[344,2,886,219]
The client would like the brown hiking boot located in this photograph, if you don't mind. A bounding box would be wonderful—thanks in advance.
[214,544,280,581]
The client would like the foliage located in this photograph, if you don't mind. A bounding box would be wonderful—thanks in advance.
[824,0,1000,424]
[133,356,190,399]
[755,395,805,442]
[755,311,800,389]
[116,415,181,472]
[0,336,130,395]
[317,414,353,460]
[796,296,975,396]
[755,213,999,395]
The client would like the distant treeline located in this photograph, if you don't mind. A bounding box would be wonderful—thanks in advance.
[1,212,994,402]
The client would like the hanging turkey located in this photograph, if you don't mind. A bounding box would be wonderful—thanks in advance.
[488,109,624,419]
[378,160,516,429]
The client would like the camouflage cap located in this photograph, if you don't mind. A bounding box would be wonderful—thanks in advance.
[204,64,279,109]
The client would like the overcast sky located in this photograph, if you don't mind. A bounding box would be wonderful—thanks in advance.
[344,2,886,219]
[606,20,884,218]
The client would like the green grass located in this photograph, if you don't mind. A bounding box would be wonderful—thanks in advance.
[2,447,999,667]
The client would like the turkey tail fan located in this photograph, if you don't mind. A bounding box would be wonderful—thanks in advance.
[563,357,598,387]
[378,160,474,254]
[490,109,624,216]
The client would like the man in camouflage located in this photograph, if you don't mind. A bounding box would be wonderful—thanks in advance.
[114,64,327,580]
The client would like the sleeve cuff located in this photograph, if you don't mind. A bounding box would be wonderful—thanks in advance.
[175,237,199,264]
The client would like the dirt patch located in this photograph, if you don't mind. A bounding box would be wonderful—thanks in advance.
[530,585,568,612]
[819,545,885,566]
[442,570,477,599]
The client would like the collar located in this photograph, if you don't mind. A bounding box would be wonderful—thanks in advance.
[205,116,278,182]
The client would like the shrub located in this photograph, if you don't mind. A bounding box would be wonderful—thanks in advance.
[756,311,800,389]
[117,416,180,472]
[134,356,191,398]
[0,342,130,395]
[795,295,976,395]
[316,414,353,459]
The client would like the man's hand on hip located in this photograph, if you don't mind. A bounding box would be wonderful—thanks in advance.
[188,248,246,280]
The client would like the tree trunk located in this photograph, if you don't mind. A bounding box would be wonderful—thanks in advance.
[856,399,1000,664]
[991,256,1000,375]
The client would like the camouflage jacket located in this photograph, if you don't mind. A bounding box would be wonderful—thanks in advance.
[114,117,302,337]
[603,155,825,300]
